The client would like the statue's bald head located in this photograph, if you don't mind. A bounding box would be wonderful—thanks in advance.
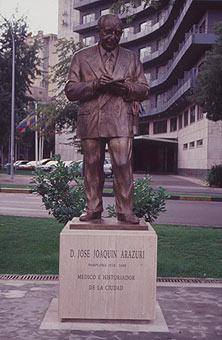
[97,14,123,52]
[97,13,123,31]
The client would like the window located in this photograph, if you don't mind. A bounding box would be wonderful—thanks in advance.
[145,72,151,83]
[184,110,188,127]
[139,122,149,135]
[155,94,161,108]
[139,46,151,60]
[122,27,133,38]
[190,105,195,124]
[101,9,110,16]
[179,114,183,129]
[197,139,203,147]
[156,39,160,50]
[183,143,188,150]
[189,141,195,149]
[199,20,206,33]
[197,105,204,120]
[154,120,167,134]
[140,21,152,32]
[155,66,159,79]
[82,13,95,24]
[82,36,95,46]
[170,117,177,132]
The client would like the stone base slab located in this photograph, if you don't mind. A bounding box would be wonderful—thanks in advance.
[41,298,169,332]
[59,218,157,320]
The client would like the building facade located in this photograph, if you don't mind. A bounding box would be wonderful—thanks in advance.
[57,0,222,177]
[27,30,58,103]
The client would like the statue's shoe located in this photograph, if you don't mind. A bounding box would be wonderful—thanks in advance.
[117,213,139,224]
[79,211,102,221]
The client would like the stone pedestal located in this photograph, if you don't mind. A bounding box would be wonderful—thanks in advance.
[58,218,157,320]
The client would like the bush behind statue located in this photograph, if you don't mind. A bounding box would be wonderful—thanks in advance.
[32,158,167,224]
[31,155,86,224]
[107,176,168,223]
[206,164,222,187]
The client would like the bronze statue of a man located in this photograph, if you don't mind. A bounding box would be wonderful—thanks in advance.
[65,13,149,224]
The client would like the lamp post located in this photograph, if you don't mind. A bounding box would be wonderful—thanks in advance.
[0,14,15,180]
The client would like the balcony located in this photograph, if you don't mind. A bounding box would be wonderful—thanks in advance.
[73,0,103,10]
[121,0,190,46]
[73,19,97,33]
[141,70,196,117]
[149,25,216,90]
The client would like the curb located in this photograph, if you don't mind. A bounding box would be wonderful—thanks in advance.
[0,188,33,194]
[103,192,222,202]
[167,195,222,202]
[1,187,222,202]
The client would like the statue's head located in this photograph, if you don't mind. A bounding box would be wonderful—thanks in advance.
[97,14,123,52]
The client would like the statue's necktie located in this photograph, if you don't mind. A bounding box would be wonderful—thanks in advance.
[104,52,114,75]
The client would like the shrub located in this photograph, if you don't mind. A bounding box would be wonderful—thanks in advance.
[206,164,222,187]
[31,155,86,224]
[106,175,168,223]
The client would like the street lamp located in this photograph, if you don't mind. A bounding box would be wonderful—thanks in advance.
[0,14,15,180]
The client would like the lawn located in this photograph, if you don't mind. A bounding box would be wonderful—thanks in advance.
[0,184,32,189]
[0,215,221,278]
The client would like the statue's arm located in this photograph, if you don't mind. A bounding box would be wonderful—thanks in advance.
[65,53,97,102]
[124,54,150,102]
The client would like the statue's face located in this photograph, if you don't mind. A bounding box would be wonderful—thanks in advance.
[98,16,122,52]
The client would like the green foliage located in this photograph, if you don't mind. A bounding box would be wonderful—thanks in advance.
[106,175,168,222]
[110,0,165,22]
[1,215,221,278]
[0,14,40,147]
[51,38,84,94]
[206,164,222,187]
[31,155,86,224]
[34,38,84,137]
[153,224,222,278]
[0,215,62,274]
[191,21,222,121]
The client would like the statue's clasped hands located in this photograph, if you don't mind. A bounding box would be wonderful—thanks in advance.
[95,74,128,96]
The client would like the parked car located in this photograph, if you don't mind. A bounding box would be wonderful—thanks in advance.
[19,159,51,171]
[37,160,58,171]
[104,158,113,177]
[63,160,76,172]
[77,161,84,176]
[13,160,28,169]
[76,158,113,177]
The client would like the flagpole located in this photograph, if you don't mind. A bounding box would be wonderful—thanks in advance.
[35,102,38,163]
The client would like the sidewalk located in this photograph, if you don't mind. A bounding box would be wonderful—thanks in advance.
[0,278,221,339]
[1,173,222,201]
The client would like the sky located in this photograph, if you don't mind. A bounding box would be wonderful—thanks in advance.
[0,0,58,35]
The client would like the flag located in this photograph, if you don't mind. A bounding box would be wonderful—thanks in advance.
[16,112,36,133]
[139,103,146,116]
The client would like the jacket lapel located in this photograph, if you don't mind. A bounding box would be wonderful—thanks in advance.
[112,47,129,80]
[86,45,130,108]
[86,44,105,80]
[99,48,130,107]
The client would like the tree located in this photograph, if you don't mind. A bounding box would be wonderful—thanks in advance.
[191,21,222,122]
[34,38,84,140]
[35,1,165,138]
[0,14,40,151]
[111,0,166,17]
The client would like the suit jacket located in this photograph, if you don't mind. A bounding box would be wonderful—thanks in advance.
[65,43,149,139]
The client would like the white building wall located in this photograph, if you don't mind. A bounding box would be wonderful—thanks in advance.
[207,120,222,168]
[58,0,79,40]
[55,131,83,161]
[56,0,80,161]
[177,116,208,170]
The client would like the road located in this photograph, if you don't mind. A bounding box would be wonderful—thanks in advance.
[0,193,221,226]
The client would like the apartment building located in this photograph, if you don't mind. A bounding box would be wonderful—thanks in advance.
[57,0,222,177]
[27,30,58,103]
